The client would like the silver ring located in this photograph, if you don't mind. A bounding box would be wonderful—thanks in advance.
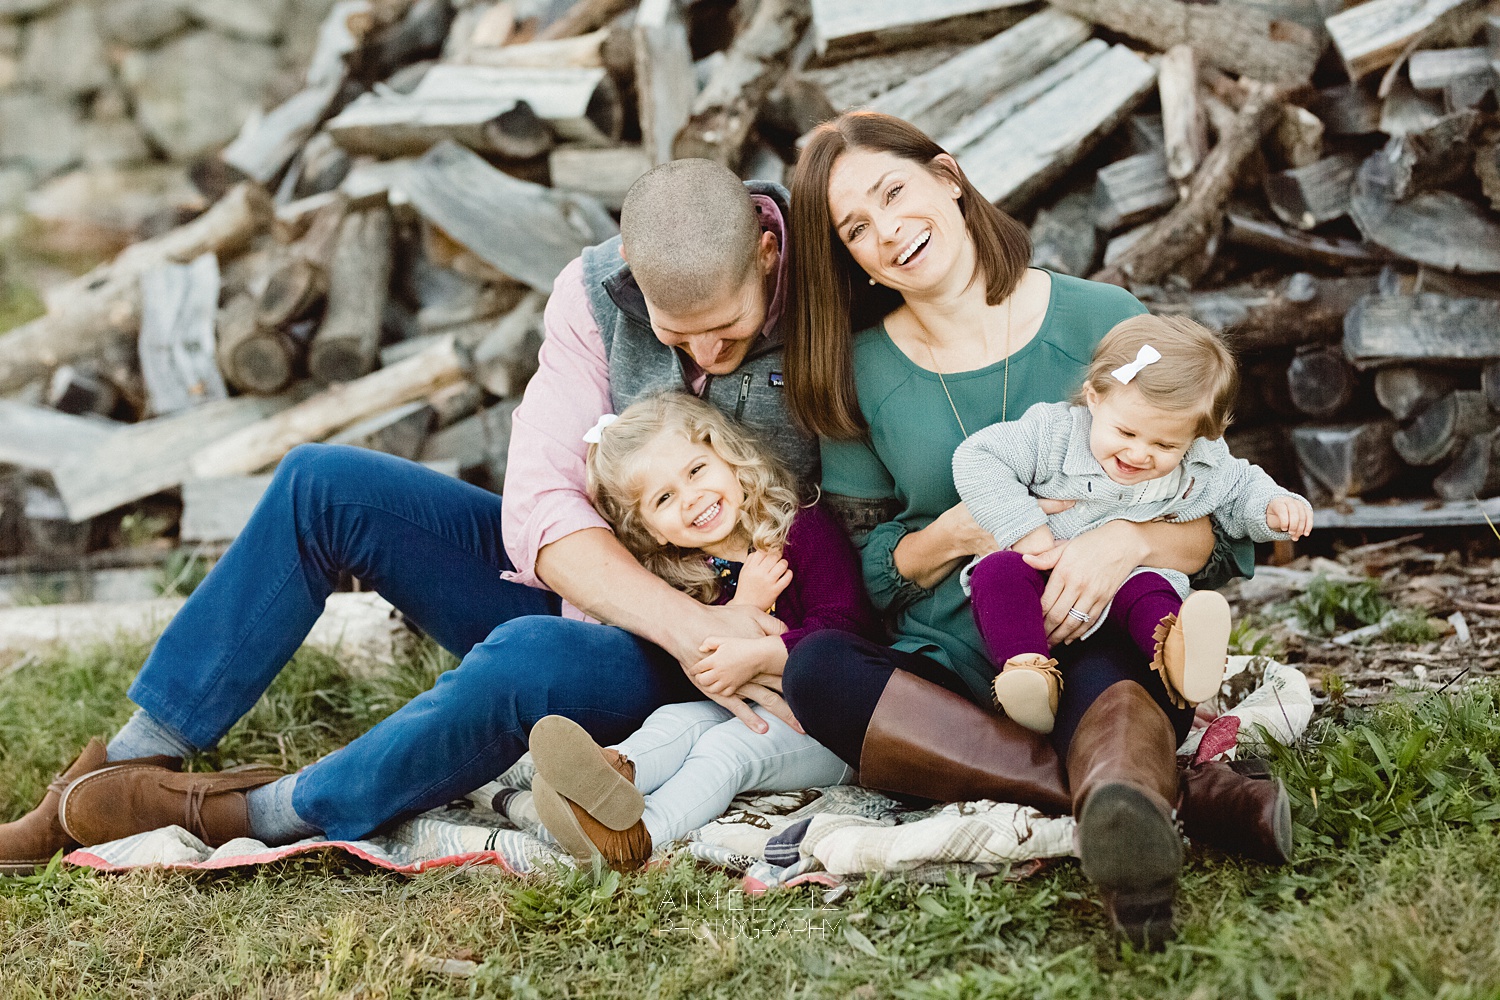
[1067,607,1092,623]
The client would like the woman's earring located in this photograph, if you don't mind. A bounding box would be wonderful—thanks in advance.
[953,185,962,196]
[869,277,877,286]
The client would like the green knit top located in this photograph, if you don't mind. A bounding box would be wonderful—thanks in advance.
[821,270,1254,702]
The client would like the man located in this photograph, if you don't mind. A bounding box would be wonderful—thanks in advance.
[0,159,810,869]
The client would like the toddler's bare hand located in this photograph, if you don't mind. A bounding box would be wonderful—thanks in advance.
[1266,497,1313,541]
[732,549,793,611]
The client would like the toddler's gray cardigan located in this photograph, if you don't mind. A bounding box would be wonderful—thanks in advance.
[953,401,1310,551]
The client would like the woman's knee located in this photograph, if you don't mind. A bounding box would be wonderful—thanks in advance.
[782,630,865,711]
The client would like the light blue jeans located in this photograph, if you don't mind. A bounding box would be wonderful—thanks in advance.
[614,701,855,846]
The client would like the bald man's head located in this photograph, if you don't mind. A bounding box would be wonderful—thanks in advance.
[616,159,779,375]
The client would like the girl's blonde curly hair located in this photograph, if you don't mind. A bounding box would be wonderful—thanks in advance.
[586,393,799,604]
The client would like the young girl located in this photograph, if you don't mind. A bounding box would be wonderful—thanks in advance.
[527,392,876,870]
[952,314,1313,734]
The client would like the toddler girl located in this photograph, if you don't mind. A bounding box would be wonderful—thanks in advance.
[952,314,1312,734]
[527,392,875,869]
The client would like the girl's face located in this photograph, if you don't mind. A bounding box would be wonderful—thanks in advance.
[631,430,746,551]
[826,148,970,298]
[1084,384,1199,486]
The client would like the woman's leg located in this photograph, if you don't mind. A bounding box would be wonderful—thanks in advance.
[638,708,854,846]
[125,444,560,753]
[781,631,1071,814]
[969,550,1051,664]
[614,702,736,794]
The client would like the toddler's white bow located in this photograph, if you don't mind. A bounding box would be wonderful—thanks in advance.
[1111,344,1161,384]
[582,413,618,443]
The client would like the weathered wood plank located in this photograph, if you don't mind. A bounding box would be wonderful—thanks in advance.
[1408,45,1492,90]
[939,39,1109,155]
[1093,151,1176,234]
[959,43,1157,212]
[1433,429,1500,500]
[808,0,1032,63]
[0,402,118,473]
[399,140,616,293]
[1312,495,1500,527]
[1325,0,1488,81]
[1263,153,1359,230]
[220,82,343,186]
[1349,153,1500,274]
[138,253,227,416]
[778,42,966,135]
[548,145,651,211]
[634,0,695,165]
[1344,293,1500,365]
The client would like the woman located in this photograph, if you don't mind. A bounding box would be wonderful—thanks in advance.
[781,112,1288,948]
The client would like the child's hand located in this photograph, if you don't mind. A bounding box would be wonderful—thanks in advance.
[728,549,793,611]
[1266,497,1313,540]
[1010,523,1057,556]
[694,636,785,697]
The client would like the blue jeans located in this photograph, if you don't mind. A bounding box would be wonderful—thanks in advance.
[128,444,702,841]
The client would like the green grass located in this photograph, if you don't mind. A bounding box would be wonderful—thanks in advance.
[4,641,1500,998]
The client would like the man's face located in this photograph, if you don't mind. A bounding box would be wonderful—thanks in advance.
[635,232,778,376]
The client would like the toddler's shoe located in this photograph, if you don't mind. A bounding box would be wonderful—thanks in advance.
[991,654,1062,735]
[1151,590,1232,708]
[528,715,650,871]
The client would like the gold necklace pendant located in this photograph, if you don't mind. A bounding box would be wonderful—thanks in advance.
[920,293,1014,438]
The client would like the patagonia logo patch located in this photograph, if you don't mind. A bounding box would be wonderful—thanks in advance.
[768,371,785,387]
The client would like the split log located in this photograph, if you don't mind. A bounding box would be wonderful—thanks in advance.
[1484,361,1500,411]
[307,0,371,90]
[1149,273,1380,350]
[1287,345,1360,418]
[673,0,811,167]
[740,143,787,185]
[1379,78,1447,137]
[1158,45,1207,182]
[0,593,417,677]
[473,291,547,396]
[1046,0,1321,84]
[1393,390,1497,466]
[1263,153,1359,230]
[1375,366,1463,420]
[0,183,270,395]
[47,365,119,418]
[138,253,228,416]
[1093,151,1176,234]
[1408,46,1492,91]
[1325,0,1489,81]
[325,399,434,459]
[1094,81,1282,288]
[309,208,396,384]
[1127,113,1165,155]
[399,141,617,293]
[294,132,355,200]
[959,43,1157,211]
[776,42,966,135]
[1344,293,1500,365]
[634,0,694,167]
[536,0,636,41]
[1433,429,1500,499]
[1028,191,1099,277]
[0,401,117,473]
[427,380,484,428]
[1292,420,1402,502]
[939,39,1110,156]
[273,191,344,243]
[866,9,1091,142]
[462,28,610,69]
[1443,67,1496,111]
[220,82,343,186]
[1102,224,1155,270]
[1383,110,1479,200]
[1306,83,1382,136]
[355,0,454,83]
[1477,137,1500,211]
[53,395,292,522]
[1224,212,1392,269]
[418,399,520,489]
[1349,153,1500,274]
[1270,105,1323,169]
[808,0,1033,64]
[1416,267,1500,300]
[190,336,470,478]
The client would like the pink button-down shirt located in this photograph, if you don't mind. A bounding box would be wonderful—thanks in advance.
[500,196,789,617]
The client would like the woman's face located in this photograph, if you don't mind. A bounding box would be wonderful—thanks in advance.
[826,148,969,298]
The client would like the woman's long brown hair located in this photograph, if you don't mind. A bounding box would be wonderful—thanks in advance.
[786,112,1033,440]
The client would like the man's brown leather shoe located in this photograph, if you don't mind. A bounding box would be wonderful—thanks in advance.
[59,763,280,849]
[0,739,181,874]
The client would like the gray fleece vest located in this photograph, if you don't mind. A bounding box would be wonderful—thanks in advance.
[578,180,819,487]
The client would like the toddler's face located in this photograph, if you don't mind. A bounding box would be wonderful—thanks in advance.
[631,430,745,550]
[1084,384,1199,486]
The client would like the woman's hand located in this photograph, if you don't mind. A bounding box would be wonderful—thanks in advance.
[1022,519,1150,644]
[728,550,793,611]
[893,502,1000,589]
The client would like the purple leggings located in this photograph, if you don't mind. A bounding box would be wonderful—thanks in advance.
[970,550,1181,669]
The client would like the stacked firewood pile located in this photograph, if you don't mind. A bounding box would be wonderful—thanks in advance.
[1,0,1499,604]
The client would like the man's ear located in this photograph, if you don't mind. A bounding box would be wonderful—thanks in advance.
[757,230,778,275]
[619,243,629,262]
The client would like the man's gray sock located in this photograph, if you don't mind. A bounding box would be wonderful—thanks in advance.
[245,774,322,846]
[106,709,196,762]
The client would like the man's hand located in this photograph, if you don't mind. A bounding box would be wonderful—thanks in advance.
[1023,520,1148,644]
[1266,497,1313,540]
[694,635,785,697]
[1010,523,1057,556]
[655,603,785,671]
[729,550,793,611]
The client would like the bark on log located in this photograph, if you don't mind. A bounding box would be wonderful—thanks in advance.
[1094,81,1282,288]
[1307,83,1383,136]
[190,336,470,478]
[259,195,350,328]
[1263,153,1359,230]
[1375,366,1463,421]
[1158,44,1207,182]
[867,9,1091,143]
[536,0,635,41]
[47,364,119,418]
[217,293,310,396]
[1287,345,1360,419]
[808,0,1032,64]
[1270,104,1323,169]
[1292,420,1402,503]
[309,208,396,384]
[473,291,547,396]
[1028,191,1099,277]
[1226,423,1298,489]
[1093,151,1176,234]
[634,0,695,165]
[138,253,228,416]
[0,184,270,394]
[1047,0,1322,84]
[1392,390,1498,466]
[1344,293,1500,365]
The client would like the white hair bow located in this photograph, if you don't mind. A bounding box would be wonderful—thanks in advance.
[582,413,618,444]
[1111,344,1162,385]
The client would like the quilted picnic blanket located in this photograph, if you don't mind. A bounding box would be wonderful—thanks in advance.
[65,657,1312,889]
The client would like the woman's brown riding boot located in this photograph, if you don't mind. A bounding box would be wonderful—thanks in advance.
[1067,681,1183,950]
[1178,759,1293,864]
[857,668,1071,815]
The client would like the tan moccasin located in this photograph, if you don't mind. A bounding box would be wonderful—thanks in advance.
[1151,590,1232,708]
[992,653,1063,735]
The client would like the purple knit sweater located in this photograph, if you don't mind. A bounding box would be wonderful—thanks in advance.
[713,502,878,652]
